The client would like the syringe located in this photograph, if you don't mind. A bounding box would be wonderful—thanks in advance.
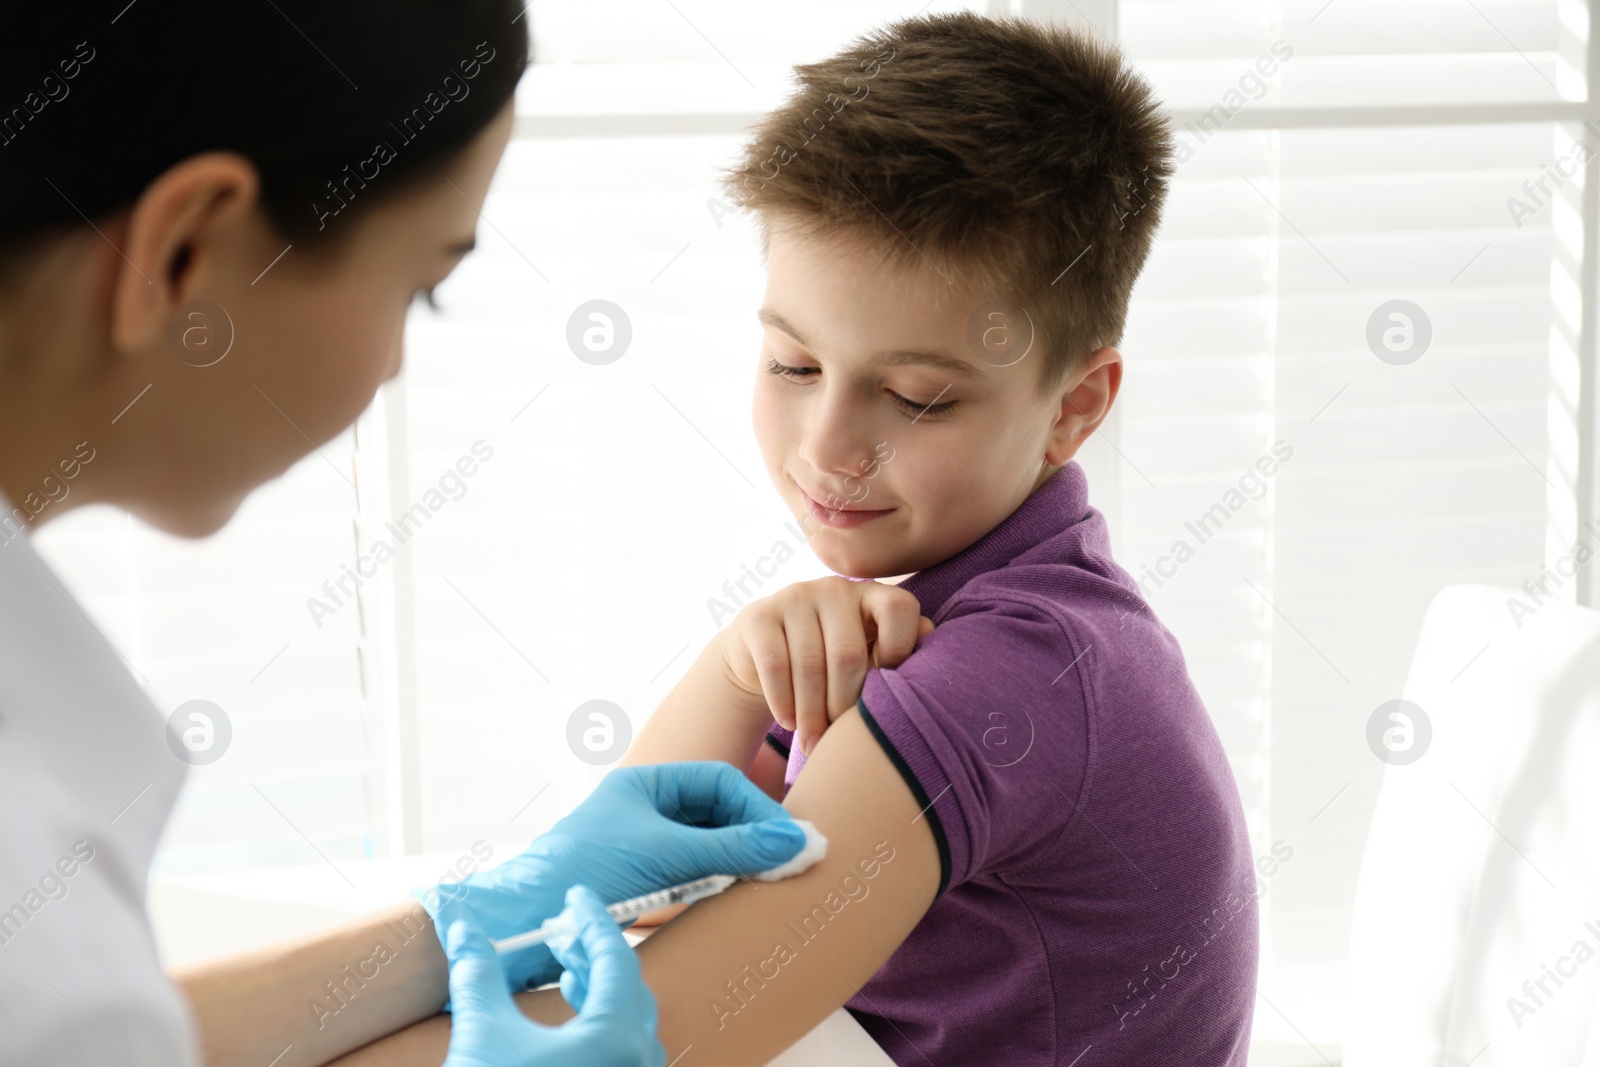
[490,874,738,954]
[487,817,830,955]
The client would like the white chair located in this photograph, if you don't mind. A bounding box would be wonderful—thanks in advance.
[1344,584,1600,1066]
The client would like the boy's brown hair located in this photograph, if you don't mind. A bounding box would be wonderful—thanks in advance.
[722,13,1173,390]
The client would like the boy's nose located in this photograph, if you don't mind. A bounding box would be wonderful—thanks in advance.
[795,389,878,481]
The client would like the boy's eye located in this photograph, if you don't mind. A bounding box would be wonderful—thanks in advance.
[768,357,957,418]
[890,389,957,420]
[765,356,817,380]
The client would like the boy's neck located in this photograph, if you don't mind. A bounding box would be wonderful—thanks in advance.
[873,461,1067,587]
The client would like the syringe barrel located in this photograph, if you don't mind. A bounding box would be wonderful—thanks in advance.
[604,875,733,922]
[491,875,738,954]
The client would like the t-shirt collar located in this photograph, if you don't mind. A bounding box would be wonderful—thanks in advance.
[897,461,1089,619]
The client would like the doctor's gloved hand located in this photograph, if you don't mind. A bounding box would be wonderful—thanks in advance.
[414,761,807,995]
[441,886,664,1067]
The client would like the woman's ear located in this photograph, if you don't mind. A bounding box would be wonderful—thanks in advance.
[108,152,259,354]
[1044,346,1122,466]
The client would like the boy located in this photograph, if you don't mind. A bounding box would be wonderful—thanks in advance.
[330,12,1257,1067]
[630,9,1258,1064]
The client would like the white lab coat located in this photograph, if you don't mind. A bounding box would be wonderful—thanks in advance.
[0,490,200,1066]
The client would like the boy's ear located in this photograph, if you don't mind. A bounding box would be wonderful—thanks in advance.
[1044,346,1122,466]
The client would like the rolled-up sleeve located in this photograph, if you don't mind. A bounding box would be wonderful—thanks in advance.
[764,720,793,759]
[856,593,1093,897]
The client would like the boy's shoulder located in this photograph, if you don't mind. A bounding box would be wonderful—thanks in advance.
[931,510,1146,637]
[926,542,1196,704]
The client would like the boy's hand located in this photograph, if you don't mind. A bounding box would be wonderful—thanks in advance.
[718,578,934,757]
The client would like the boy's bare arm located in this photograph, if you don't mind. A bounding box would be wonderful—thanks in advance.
[621,628,776,771]
[622,665,791,930]
[170,902,448,1067]
[624,579,931,773]
[326,708,941,1067]
[746,738,788,802]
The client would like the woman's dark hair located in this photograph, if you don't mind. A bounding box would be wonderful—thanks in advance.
[0,2,529,256]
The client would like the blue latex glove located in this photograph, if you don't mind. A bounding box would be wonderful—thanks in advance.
[441,885,666,1067]
[414,761,806,994]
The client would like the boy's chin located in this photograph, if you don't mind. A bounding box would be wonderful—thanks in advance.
[811,536,910,582]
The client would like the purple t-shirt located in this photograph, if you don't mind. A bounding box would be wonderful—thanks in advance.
[766,462,1257,1065]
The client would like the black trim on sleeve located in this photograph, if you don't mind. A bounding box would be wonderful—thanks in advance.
[856,696,952,899]
[764,732,790,759]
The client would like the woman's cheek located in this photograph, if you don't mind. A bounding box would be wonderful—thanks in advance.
[381,327,405,382]
[345,313,404,404]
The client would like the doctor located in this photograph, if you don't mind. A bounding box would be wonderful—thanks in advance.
[0,4,806,1066]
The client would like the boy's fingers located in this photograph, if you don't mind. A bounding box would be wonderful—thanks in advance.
[918,615,935,639]
[862,585,924,668]
[744,614,795,731]
[820,585,870,726]
[783,608,827,756]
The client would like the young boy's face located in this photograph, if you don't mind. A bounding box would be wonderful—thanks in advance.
[751,222,1115,579]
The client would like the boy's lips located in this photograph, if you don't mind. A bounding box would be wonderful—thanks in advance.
[797,484,895,529]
